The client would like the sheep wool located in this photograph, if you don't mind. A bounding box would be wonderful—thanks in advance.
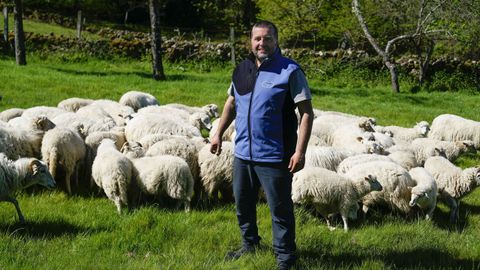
[408,167,438,220]
[92,139,134,214]
[0,153,55,223]
[292,167,382,231]
[424,156,480,223]
[119,90,160,112]
[429,114,480,148]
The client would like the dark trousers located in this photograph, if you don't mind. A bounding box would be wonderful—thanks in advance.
[233,157,296,265]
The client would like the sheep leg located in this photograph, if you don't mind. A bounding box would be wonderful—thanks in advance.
[7,197,25,224]
[65,170,73,195]
[341,214,349,232]
[114,197,123,215]
[425,203,435,220]
[441,192,458,223]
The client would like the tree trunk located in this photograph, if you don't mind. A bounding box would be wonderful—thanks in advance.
[3,7,8,42]
[385,61,400,93]
[76,10,82,41]
[13,0,26,65]
[148,0,165,81]
[417,39,434,85]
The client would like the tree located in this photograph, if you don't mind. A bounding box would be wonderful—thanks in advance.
[13,0,26,65]
[148,0,165,80]
[352,0,449,93]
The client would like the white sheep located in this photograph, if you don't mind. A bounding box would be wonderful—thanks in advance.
[90,99,135,126]
[429,114,480,148]
[52,112,116,137]
[21,106,67,120]
[0,153,55,223]
[41,127,86,195]
[424,156,480,223]
[408,167,438,220]
[197,142,235,202]
[8,115,56,132]
[92,139,134,214]
[125,113,201,142]
[375,121,430,143]
[336,154,393,174]
[331,127,384,154]
[209,119,236,142]
[119,90,160,112]
[341,161,416,215]
[0,108,24,122]
[130,155,194,212]
[57,97,94,112]
[312,115,376,145]
[164,103,219,119]
[304,146,356,171]
[292,167,382,231]
[412,138,476,161]
[0,121,48,159]
[138,105,212,130]
[387,149,419,170]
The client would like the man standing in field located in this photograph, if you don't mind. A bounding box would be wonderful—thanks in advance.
[210,20,313,270]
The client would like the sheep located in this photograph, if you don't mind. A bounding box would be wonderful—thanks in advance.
[341,161,416,215]
[129,155,194,212]
[311,115,376,145]
[52,112,116,137]
[57,97,94,112]
[292,167,382,231]
[387,141,446,166]
[84,129,126,187]
[375,121,430,143]
[424,156,480,223]
[92,139,134,214]
[429,114,480,149]
[0,108,24,122]
[412,138,476,161]
[336,154,393,174]
[197,142,235,202]
[119,90,160,112]
[372,132,395,149]
[209,119,236,142]
[0,121,48,159]
[387,149,419,170]
[164,103,219,119]
[331,127,384,154]
[21,106,67,120]
[0,153,55,223]
[124,113,201,142]
[138,105,212,130]
[408,167,438,220]
[8,115,56,132]
[90,99,135,126]
[41,127,86,195]
[304,146,356,171]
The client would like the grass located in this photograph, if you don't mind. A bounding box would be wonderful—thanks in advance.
[1,15,101,40]
[1,52,480,269]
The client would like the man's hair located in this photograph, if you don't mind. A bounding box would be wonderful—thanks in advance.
[252,20,278,41]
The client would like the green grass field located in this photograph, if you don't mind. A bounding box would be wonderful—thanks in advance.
[1,51,480,269]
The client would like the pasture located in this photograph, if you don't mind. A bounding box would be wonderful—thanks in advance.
[1,54,480,270]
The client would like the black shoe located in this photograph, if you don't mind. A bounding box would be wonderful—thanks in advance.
[224,245,256,261]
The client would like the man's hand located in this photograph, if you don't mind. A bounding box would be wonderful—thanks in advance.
[288,151,305,173]
[210,135,223,155]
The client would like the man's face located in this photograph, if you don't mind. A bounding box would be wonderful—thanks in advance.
[251,26,277,63]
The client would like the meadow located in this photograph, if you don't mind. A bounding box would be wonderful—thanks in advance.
[1,19,480,269]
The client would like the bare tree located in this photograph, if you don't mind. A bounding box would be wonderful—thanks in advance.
[13,0,26,65]
[352,0,447,93]
[148,0,165,80]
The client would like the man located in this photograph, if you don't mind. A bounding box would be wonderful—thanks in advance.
[210,20,313,270]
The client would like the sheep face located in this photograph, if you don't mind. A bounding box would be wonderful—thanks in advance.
[29,160,56,189]
[365,175,382,192]
[409,190,429,207]
[416,121,430,136]
[475,168,480,186]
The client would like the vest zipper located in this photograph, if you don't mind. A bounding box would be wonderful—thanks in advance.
[247,69,260,160]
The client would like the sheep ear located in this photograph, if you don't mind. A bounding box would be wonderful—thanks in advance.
[356,136,363,142]
[120,141,130,152]
[424,192,429,199]
[30,159,42,174]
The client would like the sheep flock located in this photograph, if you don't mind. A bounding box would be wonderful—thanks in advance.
[1,90,479,231]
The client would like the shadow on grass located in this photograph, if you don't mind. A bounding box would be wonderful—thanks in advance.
[299,247,479,269]
[0,219,107,239]
[48,67,201,81]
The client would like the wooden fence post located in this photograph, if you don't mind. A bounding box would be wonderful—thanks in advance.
[230,26,235,65]
[76,10,82,41]
[3,7,7,42]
